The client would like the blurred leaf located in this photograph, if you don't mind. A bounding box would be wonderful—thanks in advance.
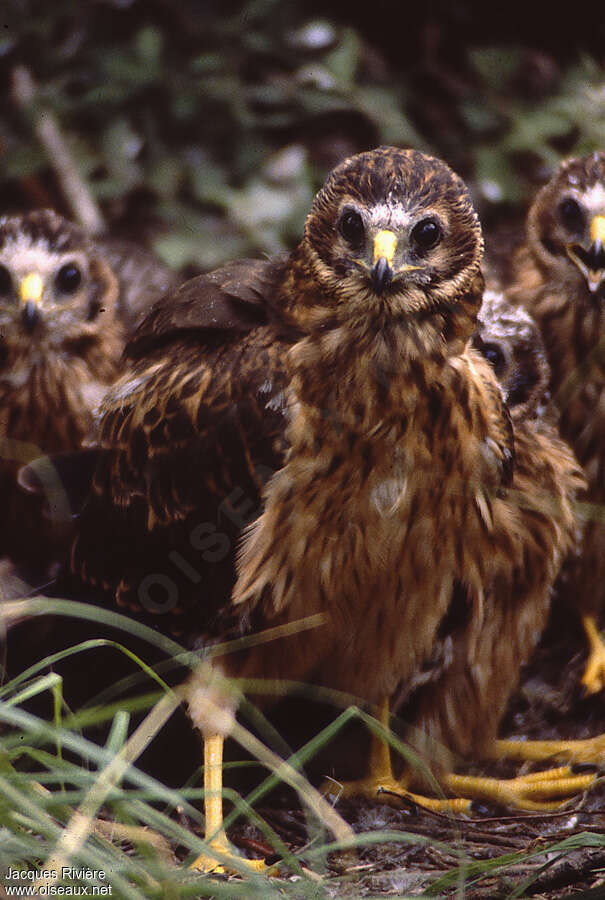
[153,224,247,270]
[95,118,144,195]
[460,99,502,135]
[100,51,151,88]
[231,180,296,227]
[190,53,225,73]
[135,25,163,70]
[297,86,351,115]
[81,82,134,106]
[505,107,574,152]
[65,134,104,179]
[474,145,526,205]
[147,158,183,198]
[355,86,425,147]
[3,0,605,248]
[105,118,143,161]
[469,47,522,91]
[188,154,233,208]
[170,90,198,122]
[323,27,361,87]
[3,143,48,178]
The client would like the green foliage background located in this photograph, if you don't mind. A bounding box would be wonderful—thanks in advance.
[1,0,605,267]
[2,3,605,892]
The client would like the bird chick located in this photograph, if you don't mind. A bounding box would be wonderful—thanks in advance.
[508,152,605,695]
[0,209,176,573]
[72,149,600,873]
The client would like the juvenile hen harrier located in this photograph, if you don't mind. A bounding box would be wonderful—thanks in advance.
[509,152,605,695]
[0,209,176,570]
[72,149,601,873]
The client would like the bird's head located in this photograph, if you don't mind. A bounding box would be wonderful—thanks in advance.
[294,147,484,349]
[0,210,118,362]
[527,151,605,301]
[473,289,550,421]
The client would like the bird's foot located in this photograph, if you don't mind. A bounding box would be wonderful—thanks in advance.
[189,837,270,876]
[492,734,605,766]
[581,616,605,695]
[442,766,597,811]
[322,772,472,814]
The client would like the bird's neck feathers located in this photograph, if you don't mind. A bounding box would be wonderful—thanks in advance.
[280,247,483,428]
[0,313,124,383]
[511,243,605,362]
[0,342,123,449]
[516,234,605,316]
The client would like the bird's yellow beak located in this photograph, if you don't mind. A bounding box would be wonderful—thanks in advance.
[373,230,397,266]
[590,214,605,246]
[371,230,397,294]
[371,229,422,294]
[19,273,43,331]
[566,215,605,295]
[20,272,43,304]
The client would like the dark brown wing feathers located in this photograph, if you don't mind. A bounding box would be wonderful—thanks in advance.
[126,256,293,361]
[71,259,292,639]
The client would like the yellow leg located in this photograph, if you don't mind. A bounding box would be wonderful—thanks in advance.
[450,733,605,811]
[327,698,600,814]
[325,699,472,815]
[491,734,605,766]
[442,766,596,812]
[581,615,605,695]
[189,733,267,875]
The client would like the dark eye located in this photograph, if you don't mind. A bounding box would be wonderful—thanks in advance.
[558,197,584,234]
[474,337,506,378]
[338,207,365,248]
[55,262,82,294]
[411,218,442,254]
[482,343,506,376]
[0,265,12,296]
